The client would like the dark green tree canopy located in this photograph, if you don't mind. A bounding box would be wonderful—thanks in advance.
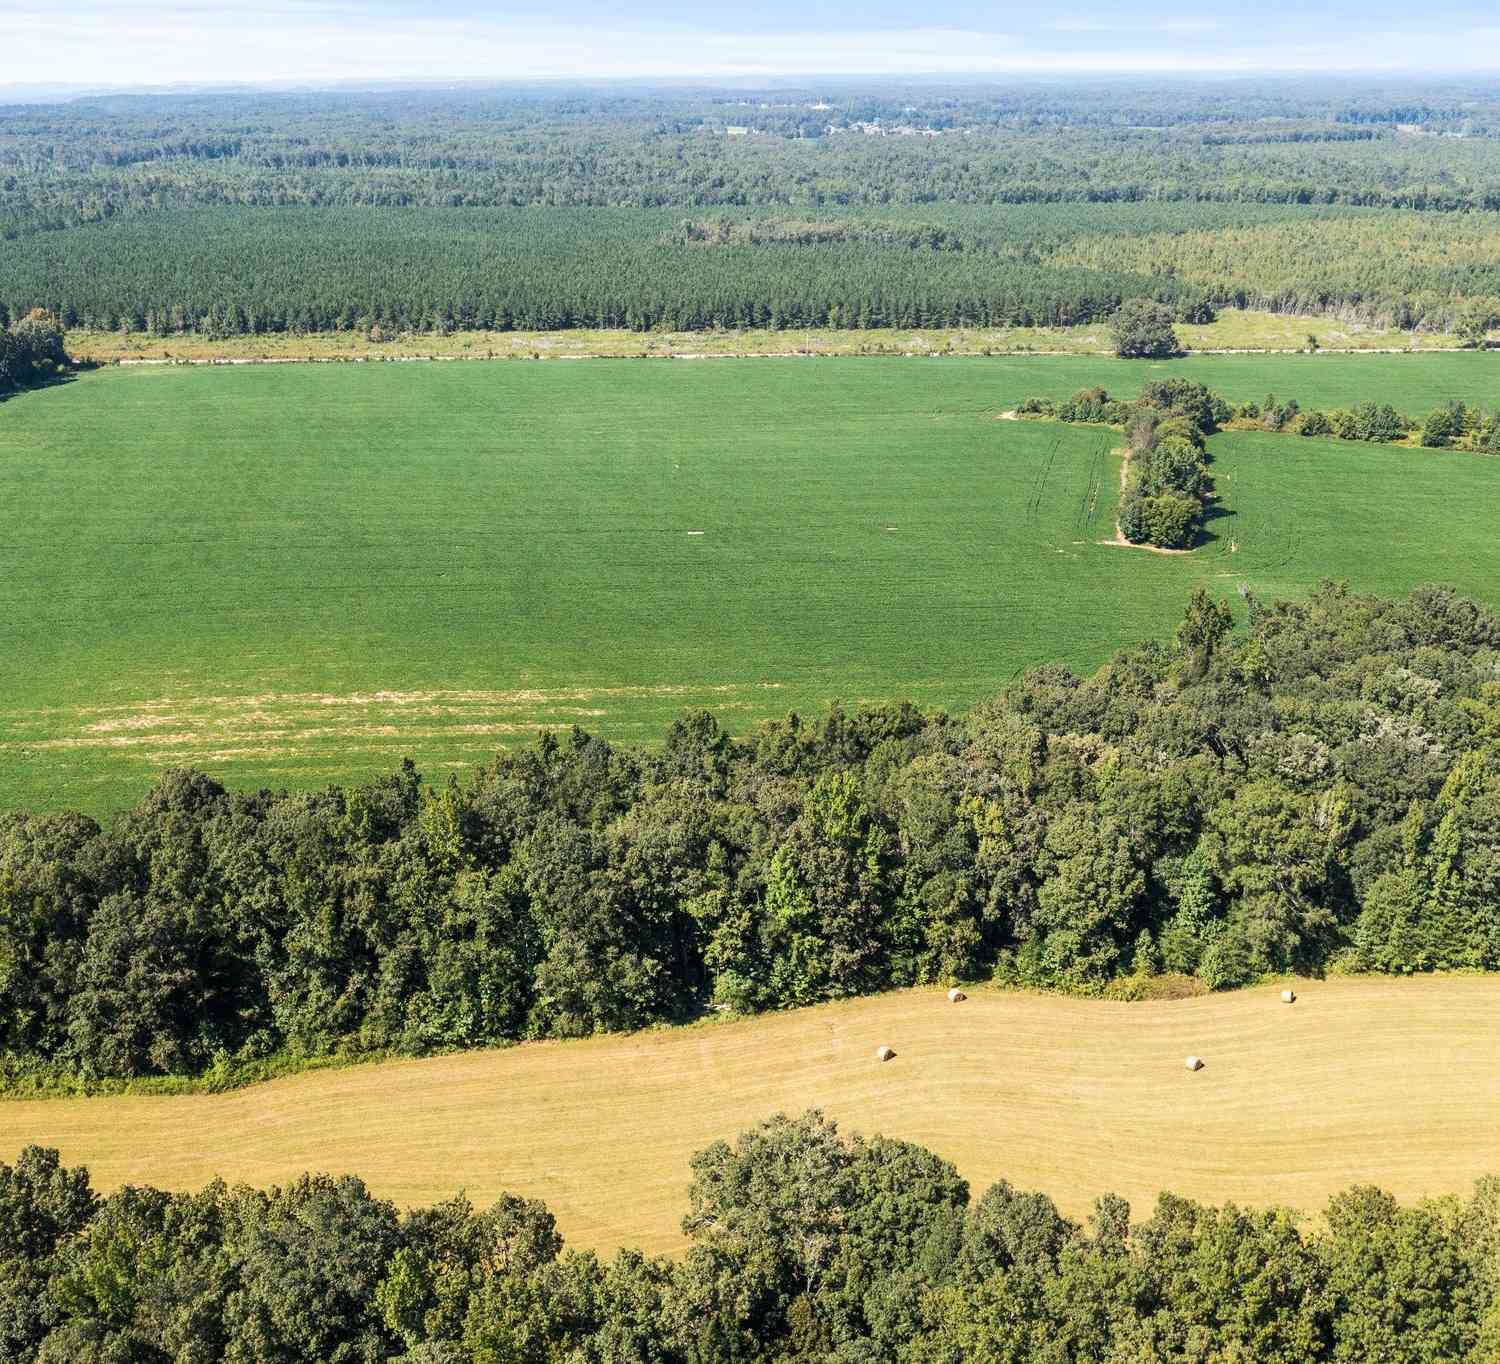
[1111,298,1181,358]
[1,1126,1494,1364]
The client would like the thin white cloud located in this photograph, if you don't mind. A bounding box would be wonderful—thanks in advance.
[1047,18,1220,35]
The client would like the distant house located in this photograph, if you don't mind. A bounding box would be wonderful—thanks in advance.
[725,126,750,137]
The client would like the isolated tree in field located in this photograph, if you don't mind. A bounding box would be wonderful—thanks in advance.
[1110,299,1179,359]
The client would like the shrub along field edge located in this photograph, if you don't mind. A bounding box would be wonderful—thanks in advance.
[61,309,1471,365]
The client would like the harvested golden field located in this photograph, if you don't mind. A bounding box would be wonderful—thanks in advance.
[3,977,1497,1256]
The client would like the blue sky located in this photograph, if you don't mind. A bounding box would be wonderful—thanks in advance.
[5,0,1500,86]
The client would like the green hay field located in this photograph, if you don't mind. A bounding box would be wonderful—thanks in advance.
[2,352,1497,813]
[2,977,1497,1255]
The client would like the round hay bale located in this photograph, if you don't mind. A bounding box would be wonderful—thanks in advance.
[1281,989,1296,1004]
[947,988,967,1003]
[876,1045,896,1063]
[1184,1055,1203,1072]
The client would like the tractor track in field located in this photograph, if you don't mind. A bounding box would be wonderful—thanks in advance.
[1026,435,1062,520]
[1075,431,1108,533]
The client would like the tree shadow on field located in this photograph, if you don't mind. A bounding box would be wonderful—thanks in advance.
[1193,501,1236,549]
[0,366,88,406]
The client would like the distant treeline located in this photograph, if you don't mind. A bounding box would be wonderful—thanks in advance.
[9,80,1500,241]
[0,206,1212,336]
[2,1114,1498,1362]
[1052,213,1500,330]
[7,200,1500,338]
[3,585,1499,1087]
[8,80,1500,333]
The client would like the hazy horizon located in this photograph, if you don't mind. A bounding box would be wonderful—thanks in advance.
[6,0,1500,90]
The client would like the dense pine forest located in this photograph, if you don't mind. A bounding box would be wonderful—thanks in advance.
[7,78,1500,334]
[0,204,1221,336]
[2,1119,1498,1363]
[3,584,1498,1088]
